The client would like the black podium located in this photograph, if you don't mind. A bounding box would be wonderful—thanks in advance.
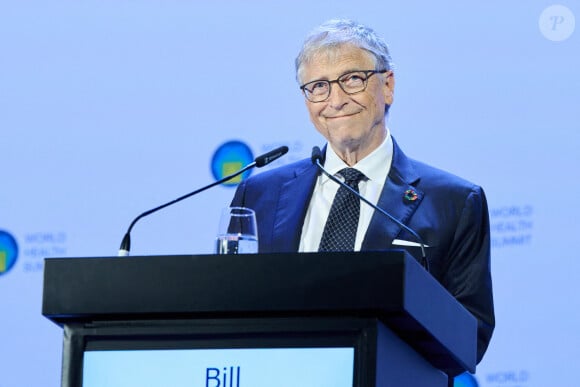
[42,251,476,387]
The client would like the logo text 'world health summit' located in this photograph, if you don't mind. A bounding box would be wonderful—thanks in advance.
[0,230,19,275]
[211,141,254,186]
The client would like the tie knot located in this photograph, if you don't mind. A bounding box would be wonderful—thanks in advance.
[338,168,366,186]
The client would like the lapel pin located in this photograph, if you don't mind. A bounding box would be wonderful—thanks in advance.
[404,189,418,202]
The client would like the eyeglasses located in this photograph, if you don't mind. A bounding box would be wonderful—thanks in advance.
[300,69,387,103]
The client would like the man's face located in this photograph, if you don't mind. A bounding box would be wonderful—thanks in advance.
[300,45,394,160]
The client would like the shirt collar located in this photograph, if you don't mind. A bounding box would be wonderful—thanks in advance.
[322,127,393,185]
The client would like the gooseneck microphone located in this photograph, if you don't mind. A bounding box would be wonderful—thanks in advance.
[118,145,289,256]
[311,146,429,271]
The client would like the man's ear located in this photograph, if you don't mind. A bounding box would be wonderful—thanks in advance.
[383,71,395,106]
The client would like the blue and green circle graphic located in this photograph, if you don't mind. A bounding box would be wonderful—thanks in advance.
[0,230,19,275]
[454,372,479,387]
[211,141,254,187]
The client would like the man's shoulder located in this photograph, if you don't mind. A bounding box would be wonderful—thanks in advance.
[405,157,484,198]
[391,138,482,193]
[415,158,476,183]
[245,157,314,185]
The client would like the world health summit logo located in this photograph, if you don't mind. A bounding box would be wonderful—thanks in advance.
[211,141,254,186]
[0,230,19,275]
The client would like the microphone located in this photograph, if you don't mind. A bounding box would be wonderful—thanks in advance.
[255,146,289,167]
[118,145,289,256]
[311,146,429,271]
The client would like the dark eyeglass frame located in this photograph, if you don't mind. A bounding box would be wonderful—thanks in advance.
[299,69,388,103]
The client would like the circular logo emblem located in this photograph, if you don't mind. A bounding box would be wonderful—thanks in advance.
[539,5,575,41]
[0,230,19,275]
[211,141,254,187]
[454,372,479,387]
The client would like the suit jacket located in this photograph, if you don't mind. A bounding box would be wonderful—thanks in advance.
[231,138,495,363]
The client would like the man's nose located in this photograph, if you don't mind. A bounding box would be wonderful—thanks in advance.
[326,82,349,108]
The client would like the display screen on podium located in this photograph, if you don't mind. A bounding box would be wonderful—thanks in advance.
[83,347,354,387]
[71,322,359,387]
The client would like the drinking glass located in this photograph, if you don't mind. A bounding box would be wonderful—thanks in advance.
[215,207,258,254]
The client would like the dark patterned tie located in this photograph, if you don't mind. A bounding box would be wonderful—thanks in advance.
[318,168,366,252]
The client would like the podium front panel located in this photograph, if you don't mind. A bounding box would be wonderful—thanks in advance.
[43,251,476,385]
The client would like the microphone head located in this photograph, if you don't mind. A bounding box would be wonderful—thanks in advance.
[255,146,289,167]
[311,146,323,165]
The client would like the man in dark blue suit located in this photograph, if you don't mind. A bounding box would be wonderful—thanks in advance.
[231,19,494,366]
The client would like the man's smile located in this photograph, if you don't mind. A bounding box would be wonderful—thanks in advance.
[324,111,361,119]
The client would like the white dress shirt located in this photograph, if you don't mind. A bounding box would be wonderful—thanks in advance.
[299,129,394,252]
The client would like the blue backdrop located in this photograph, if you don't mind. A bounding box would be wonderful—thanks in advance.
[1,1,578,386]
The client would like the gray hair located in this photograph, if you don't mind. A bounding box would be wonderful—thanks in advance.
[295,19,393,83]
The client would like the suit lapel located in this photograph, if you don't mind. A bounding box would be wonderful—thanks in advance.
[362,139,423,250]
[271,162,319,251]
